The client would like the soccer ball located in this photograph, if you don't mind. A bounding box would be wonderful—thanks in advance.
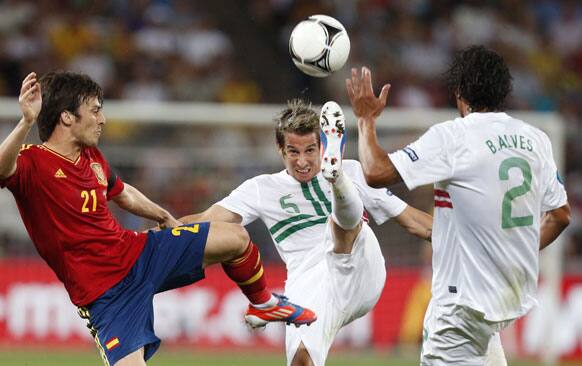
[289,15,350,77]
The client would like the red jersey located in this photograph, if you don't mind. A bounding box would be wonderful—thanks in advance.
[0,144,147,306]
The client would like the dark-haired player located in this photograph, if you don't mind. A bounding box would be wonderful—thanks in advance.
[0,71,315,366]
[348,45,570,365]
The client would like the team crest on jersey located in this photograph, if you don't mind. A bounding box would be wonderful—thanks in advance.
[90,163,107,186]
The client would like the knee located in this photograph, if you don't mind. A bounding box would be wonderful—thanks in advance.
[224,223,250,258]
[204,222,252,266]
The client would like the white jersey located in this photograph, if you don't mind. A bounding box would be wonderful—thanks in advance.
[389,112,568,322]
[217,159,407,282]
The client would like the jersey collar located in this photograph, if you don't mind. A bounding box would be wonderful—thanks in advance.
[40,144,82,165]
[466,112,511,121]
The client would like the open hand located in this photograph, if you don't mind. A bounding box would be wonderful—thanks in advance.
[345,67,390,120]
[19,72,42,125]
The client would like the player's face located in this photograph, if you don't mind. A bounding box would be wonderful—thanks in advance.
[71,97,105,147]
[280,132,321,183]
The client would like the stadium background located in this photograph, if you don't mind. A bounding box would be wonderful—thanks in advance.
[0,0,580,365]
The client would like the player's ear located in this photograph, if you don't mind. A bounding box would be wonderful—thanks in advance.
[60,110,74,127]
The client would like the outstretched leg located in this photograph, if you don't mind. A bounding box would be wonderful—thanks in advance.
[284,102,370,366]
[202,221,316,328]
[320,101,364,253]
[205,224,271,305]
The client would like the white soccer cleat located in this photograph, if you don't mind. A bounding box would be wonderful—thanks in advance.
[320,101,346,183]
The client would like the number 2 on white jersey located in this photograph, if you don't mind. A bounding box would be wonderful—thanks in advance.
[499,157,533,229]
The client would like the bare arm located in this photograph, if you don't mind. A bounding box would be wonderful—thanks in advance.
[357,118,402,187]
[112,183,180,228]
[346,67,402,188]
[0,72,41,179]
[180,204,242,225]
[394,206,433,242]
[540,203,570,250]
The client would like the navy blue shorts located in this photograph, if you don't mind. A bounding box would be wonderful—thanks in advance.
[78,222,209,365]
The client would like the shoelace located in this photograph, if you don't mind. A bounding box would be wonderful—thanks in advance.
[274,293,290,305]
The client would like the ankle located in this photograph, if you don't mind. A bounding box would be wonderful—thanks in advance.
[252,294,277,309]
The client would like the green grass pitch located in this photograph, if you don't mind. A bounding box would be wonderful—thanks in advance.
[0,349,579,366]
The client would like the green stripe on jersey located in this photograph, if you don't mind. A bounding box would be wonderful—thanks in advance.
[274,217,328,243]
[311,177,331,214]
[269,214,314,235]
[301,182,325,216]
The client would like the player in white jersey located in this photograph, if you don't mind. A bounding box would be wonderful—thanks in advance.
[182,99,432,366]
[346,45,571,365]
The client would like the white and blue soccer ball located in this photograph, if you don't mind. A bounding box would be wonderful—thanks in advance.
[289,15,350,78]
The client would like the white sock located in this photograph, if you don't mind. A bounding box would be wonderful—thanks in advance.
[252,294,277,309]
[330,171,363,230]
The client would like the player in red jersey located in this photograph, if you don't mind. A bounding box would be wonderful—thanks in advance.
[0,71,316,366]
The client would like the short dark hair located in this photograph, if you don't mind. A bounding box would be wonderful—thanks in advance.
[446,45,512,112]
[274,99,320,149]
[37,71,103,141]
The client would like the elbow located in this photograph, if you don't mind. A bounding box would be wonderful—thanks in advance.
[550,203,571,231]
[363,170,385,188]
[361,155,399,188]
[559,204,571,229]
[561,215,571,230]
[0,164,16,180]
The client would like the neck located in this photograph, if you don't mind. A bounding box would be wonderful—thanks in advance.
[43,139,83,161]
[464,108,496,117]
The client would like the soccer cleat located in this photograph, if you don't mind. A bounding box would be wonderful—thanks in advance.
[244,294,317,329]
[320,101,346,183]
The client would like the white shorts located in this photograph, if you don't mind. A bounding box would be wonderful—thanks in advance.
[421,300,510,366]
[284,223,386,366]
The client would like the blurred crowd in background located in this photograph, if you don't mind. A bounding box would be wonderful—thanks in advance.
[0,0,580,269]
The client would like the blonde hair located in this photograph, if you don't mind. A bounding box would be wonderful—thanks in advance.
[274,99,319,148]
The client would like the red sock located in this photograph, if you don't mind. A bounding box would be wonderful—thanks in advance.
[222,241,271,305]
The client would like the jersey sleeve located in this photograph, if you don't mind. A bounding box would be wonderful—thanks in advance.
[106,171,124,200]
[92,148,124,200]
[540,135,567,212]
[389,122,457,190]
[216,178,261,226]
[0,146,34,193]
[344,160,407,225]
